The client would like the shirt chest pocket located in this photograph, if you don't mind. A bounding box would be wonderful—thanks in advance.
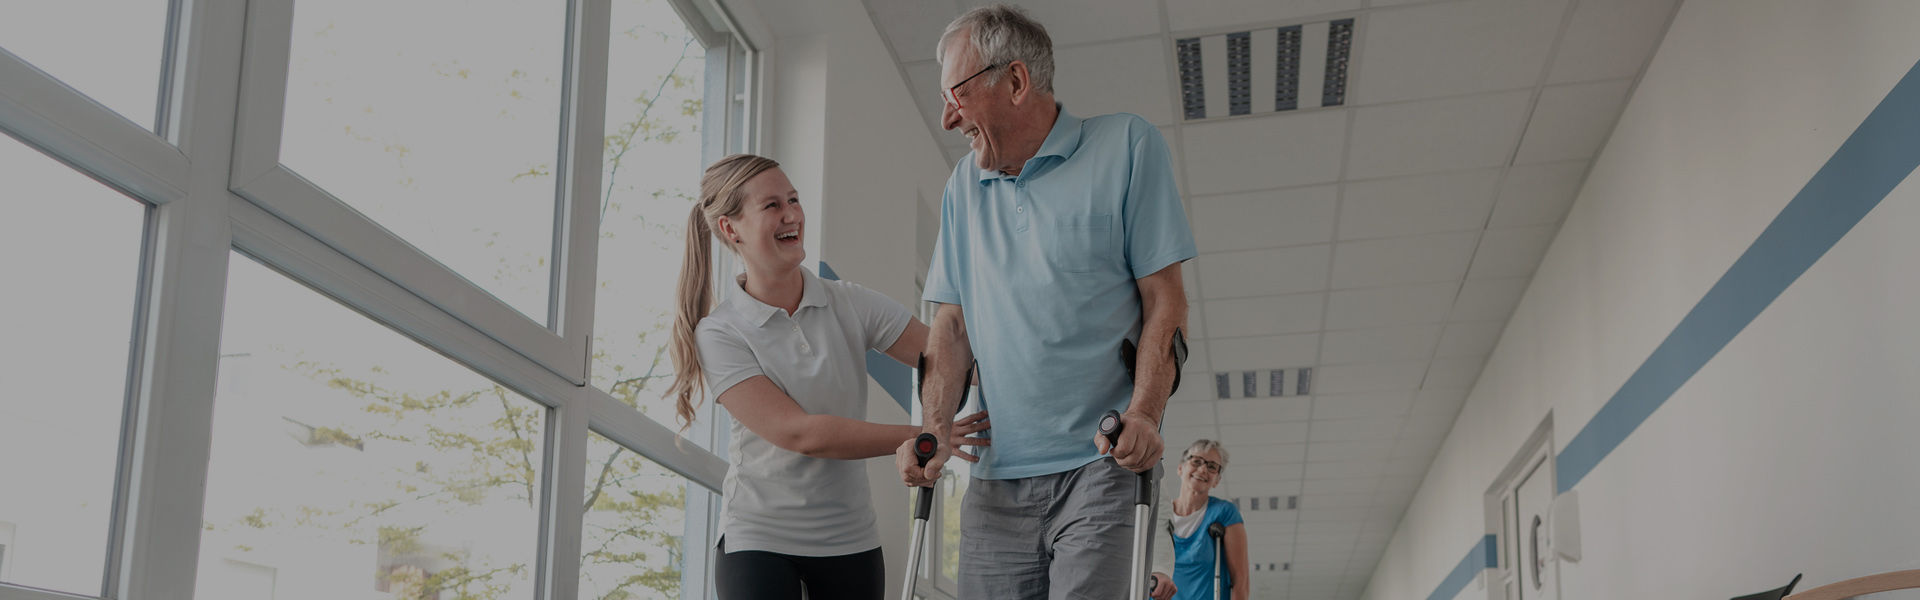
[1044,214,1113,273]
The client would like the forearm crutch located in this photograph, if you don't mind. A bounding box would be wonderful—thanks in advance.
[1109,329,1188,599]
[1208,522,1226,600]
[901,355,975,600]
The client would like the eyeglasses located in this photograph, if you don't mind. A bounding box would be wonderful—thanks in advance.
[941,62,1006,109]
[1186,455,1223,475]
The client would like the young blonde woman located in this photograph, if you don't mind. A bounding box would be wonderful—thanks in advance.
[1149,439,1250,600]
[667,154,989,600]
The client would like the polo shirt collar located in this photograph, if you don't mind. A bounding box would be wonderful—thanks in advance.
[732,268,831,327]
[979,103,1083,181]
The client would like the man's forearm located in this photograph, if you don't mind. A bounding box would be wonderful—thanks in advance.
[1126,312,1182,424]
[923,304,974,434]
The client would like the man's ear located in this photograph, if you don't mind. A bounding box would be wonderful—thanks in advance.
[1006,60,1033,105]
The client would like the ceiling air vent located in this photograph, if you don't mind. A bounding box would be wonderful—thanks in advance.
[1174,17,1358,120]
[1213,368,1313,399]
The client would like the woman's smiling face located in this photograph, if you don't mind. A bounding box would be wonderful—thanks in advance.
[718,167,805,272]
[1179,447,1225,493]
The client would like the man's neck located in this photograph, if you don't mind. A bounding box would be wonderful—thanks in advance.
[995,100,1061,177]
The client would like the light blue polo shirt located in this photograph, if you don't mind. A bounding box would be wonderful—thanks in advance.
[923,106,1197,480]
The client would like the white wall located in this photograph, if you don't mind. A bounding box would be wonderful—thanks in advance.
[1363,2,1920,599]
[731,0,954,596]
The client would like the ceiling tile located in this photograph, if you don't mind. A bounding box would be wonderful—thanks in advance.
[960,0,1163,47]
[1315,361,1429,394]
[1450,277,1528,321]
[1382,456,1433,476]
[1547,0,1680,84]
[1192,185,1339,252]
[1305,438,1397,462]
[1204,293,1325,338]
[1337,168,1501,240]
[1308,416,1405,442]
[1324,282,1457,330]
[1208,333,1320,372]
[1298,519,1365,534]
[1232,462,1307,482]
[1215,396,1314,424]
[1305,460,1387,480]
[1514,79,1635,164]
[1320,325,1443,365]
[1410,387,1470,416]
[1162,126,1187,194]
[1166,0,1361,32]
[1196,244,1332,299]
[1182,344,1213,386]
[1232,479,1306,497]
[1054,38,1177,126]
[1422,357,1486,389]
[1400,413,1458,440]
[1187,301,1208,338]
[1378,473,1425,493]
[1222,420,1311,446]
[1298,506,1372,523]
[1162,401,1217,428]
[1231,442,1309,465]
[1355,0,1570,104]
[1435,320,1505,358]
[1330,231,1480,289]
[1182,261,1202,299]
[1466,225,1557,280]
[1182,110,1349,196]
[1300,491,1375,509]
[1390,435,1445,459]
[1491,160,1588,227]
[872,0,962,63]
[1347,90,1533,180]
[1311,392,1415,421]
[1301,477,1377,495]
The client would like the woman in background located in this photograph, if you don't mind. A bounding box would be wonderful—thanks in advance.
[1151,439,1250,600]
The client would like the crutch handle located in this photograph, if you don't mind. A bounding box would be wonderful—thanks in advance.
[1099,408,1125,448]
[911,433,937,520]
[1208,522,1225,540]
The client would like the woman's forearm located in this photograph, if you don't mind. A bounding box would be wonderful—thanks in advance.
[793,415,919,460]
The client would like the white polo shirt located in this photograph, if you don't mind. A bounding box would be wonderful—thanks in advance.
[696,268,911,556]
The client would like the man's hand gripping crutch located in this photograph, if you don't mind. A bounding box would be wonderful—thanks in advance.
[1097,328,1188,600]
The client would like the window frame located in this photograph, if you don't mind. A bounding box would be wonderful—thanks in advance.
[0,0,756,598]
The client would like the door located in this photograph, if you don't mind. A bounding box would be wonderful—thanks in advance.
[1508,453,1558,600]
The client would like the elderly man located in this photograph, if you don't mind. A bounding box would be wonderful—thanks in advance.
[894,4,1196,598]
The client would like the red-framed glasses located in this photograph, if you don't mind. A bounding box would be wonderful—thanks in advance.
[941,62,1007,109]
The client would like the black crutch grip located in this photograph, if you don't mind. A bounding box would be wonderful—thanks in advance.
[912,432,938,520]
[915,354,974,413]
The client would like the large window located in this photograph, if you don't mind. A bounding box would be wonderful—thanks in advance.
[0,135,148,597]
[197,256,547,600]
[590,0,709,426]
[0,1,171,128]
[278,0,569,320]
[579,430,690,600]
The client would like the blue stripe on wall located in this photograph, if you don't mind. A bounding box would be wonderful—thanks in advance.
[1427,535,1499,600]
[818,262,914,412]
[1556,58,1920,493]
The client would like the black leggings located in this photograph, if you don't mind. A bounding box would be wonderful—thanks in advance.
[714,538,886,600]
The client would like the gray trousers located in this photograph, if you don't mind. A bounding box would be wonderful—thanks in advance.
[958,458,1161,600]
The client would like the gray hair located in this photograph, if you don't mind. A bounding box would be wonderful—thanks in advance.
[1181,439,1230,474]
[936,4,1055,96]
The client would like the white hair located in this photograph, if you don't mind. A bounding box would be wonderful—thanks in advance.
[1181,439,1230,474]
[936,4,1055,95]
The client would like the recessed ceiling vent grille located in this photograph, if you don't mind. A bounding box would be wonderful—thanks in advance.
[1212,367,1312,399]
[1174,17,1357,120]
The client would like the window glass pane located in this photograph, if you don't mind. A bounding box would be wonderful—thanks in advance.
[590,0,705,422]
[278,0,567,320]
[580,430,689,600]
[197,256,545,600]
[1,1,168,129]
[0,135,146,596]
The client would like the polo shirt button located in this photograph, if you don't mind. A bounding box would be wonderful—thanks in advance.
[1016,206,1024,213]
[802,344,811,352]
[792,325,799,332]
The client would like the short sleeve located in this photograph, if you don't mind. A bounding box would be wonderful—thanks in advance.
[847,282,914,353]
[1121,122,1199,279]
[694,320,764,399]
[1214,497,1244,527]
[922,176,968,306]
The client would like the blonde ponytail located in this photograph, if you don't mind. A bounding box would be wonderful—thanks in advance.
[668,154,781,431]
